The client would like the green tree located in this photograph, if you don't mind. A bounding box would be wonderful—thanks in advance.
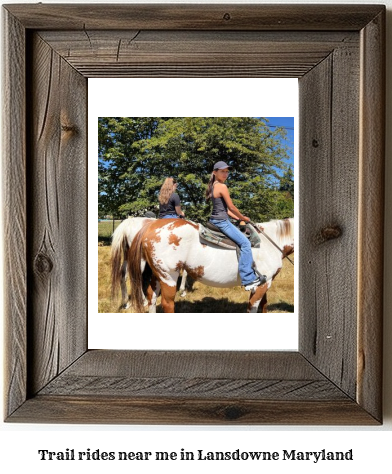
[98,117,163,218]
[271,165,294,218]
[98,117,293,223]
[279,166,294,199]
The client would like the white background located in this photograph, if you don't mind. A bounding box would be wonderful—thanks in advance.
[89,77,299,351]
[1,1,391,473]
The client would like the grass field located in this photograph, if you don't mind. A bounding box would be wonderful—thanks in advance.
[98,220,122,245]
[98,244,294,313]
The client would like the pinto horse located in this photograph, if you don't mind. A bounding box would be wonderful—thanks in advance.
[128,218,294,313]
[111,217,189,309]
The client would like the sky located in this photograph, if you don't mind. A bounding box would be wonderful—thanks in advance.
[264,116,295,167]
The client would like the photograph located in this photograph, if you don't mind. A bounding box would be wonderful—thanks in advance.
[98,117,295,314]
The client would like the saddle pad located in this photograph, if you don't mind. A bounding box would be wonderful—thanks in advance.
[198,224,237,250]
[199,222,261,249]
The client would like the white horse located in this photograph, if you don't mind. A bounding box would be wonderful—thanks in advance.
[111,217,189,309]
[128,218,294,313]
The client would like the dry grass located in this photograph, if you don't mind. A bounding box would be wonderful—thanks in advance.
[98,246,294,313]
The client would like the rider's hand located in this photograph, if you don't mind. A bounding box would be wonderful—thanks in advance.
[242,216,250,223]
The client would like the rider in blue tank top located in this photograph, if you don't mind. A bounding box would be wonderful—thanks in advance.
[206,161,266,291]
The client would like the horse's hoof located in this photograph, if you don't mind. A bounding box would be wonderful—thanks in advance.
[180,291,187,297]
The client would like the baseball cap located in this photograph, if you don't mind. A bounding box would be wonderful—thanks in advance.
[213,161,232,170]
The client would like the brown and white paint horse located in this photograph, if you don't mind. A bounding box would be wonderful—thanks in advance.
[111,217,188,309]
[127,218,294,313]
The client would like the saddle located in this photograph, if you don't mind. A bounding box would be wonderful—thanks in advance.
[198,220,266,283]
[199,220,261,250]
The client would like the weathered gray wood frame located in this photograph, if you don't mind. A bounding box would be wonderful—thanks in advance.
[2,4,385,424]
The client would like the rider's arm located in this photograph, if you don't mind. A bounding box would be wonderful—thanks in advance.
[227,209,239,220]
[175,205,185,217]
[172,193,185,217]
[217,184,250,222]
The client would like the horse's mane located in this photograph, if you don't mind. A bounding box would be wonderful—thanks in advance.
[259,218,294,246]
[275,218,294,241]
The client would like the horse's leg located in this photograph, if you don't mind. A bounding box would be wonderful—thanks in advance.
[259,293,268,313]
[160,276,178,313]
[179,270,187,297]
[247,283,269,313]
[145,276,160,313]
[257,270,279,313]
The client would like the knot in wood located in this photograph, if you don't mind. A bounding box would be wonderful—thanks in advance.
[34,252,53,274]
[223,405,244,420]
[61,124,77,133]
[312,139,319,148]
[223,13,231,21]
[315,225,342,244]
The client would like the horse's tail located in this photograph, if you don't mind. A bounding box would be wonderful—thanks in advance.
[110,221,128,299]
[128,222,151,312]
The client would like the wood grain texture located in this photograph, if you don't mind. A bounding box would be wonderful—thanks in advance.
[7,351,379,424]
[9,396,378,425]
[299,41,360,400]
[39,377,347,400]
[27,33,87,396]
[38,30,358,78]
[37,351,347,400]
[57,350,329,379]
[2,4,385,425]
[2,9,27,419]
[4,4,384,30]
[357,9,385,422]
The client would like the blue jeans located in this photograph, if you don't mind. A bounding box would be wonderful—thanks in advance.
[210,218,257,285]
[162,214,178,218]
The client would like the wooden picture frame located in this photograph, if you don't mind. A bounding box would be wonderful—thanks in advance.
[3,4,385,424]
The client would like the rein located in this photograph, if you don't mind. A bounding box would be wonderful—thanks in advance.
[249,221,294,265]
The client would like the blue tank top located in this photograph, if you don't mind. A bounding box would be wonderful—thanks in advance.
[211,184,229,220]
